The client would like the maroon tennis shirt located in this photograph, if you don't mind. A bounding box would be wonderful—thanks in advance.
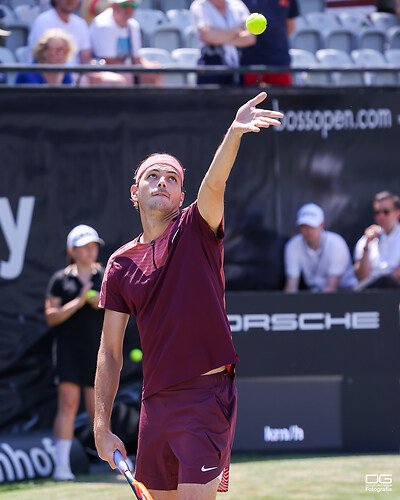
[99,201,239,399]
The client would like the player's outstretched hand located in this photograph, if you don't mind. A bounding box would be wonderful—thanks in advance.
[233,92,283,135]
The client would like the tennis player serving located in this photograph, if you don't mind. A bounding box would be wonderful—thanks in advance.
[94,92,283,500]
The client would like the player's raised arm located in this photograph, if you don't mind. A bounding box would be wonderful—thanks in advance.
[197,92,283,234]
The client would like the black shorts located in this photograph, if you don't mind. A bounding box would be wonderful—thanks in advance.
[54,336,100,387]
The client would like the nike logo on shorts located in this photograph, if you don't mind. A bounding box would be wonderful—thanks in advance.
[201,465,218,472]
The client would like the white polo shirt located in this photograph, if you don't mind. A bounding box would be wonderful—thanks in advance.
[285,230,357,292]
[190,0,250,67]
[354,223,400,278]
[89,8,141,60]
[28,8,91,64]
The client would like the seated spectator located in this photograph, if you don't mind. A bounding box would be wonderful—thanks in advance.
[89,0,162,86]
[241,0,299,87]
[190,0,255,85]
[28,0,125,86]
[16,28,75,85]
[354,191,400,289]
[28,0,92,65]
[284,203,357,292]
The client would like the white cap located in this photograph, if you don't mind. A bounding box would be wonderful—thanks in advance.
[67,224,105,248]
[296,203,324,228]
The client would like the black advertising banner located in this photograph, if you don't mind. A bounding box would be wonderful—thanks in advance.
[1,87,400,450]
[227,290,400,452]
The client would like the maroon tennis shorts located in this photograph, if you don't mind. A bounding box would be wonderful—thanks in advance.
[134,370,237,491]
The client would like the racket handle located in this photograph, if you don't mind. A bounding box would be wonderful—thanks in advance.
[114,449,129,474]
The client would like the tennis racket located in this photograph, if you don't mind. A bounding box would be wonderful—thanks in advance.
[114,450,153,500]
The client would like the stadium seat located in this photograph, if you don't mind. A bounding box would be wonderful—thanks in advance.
[14,4,40,28]
[158,0,189,12]
[294,16,308,32]
[15,44,30,63]
[336,11,371,31]
[3,24,29,54]
[384,48,400,82]
[305,12,341,32]
[183,25,199,48]
[290,27,324,54]
[165,8,192,31]
[384,47,400,65]
[138,47,183,86]
[0,5,17,25]
[171,47,200,85]
[387,25,400,49]
[370,12,400,31]
[0,46,17,84]
[10,0,37,6]
[134,9,167,46]
[357,27,387,53]
[324,28,356,53]
[150,25,183,51]
[315,48,364,85]
[297,0,325,16]
[289,48,328,85]
[139,47,173,64]
[351,48,397,85]
[136,0,154,9]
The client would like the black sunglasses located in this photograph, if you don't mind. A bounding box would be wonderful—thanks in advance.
[374,209,393,216]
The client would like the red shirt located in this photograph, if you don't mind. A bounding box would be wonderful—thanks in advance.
[100,201,239,399]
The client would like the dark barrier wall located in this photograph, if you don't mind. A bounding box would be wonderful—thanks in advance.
[1,87,400,449]
[227,290,400,453]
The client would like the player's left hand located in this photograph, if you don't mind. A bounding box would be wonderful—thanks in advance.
[233,92,283,134]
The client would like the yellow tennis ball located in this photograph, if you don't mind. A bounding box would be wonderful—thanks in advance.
[130,348,143,363]
[246,13,267,35]
[85,289,97,300]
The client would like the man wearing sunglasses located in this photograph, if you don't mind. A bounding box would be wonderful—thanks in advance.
[354,191,400,288]
[90,0,162,85]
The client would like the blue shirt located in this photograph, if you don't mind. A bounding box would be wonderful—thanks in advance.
[15,72,73,84]
[241,0,299,66]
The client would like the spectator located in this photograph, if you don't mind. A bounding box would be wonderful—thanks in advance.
[241,0,299,86]
[190,0,255,85]
[284,203,357,292]
[354,191,400,289]
[16,28,75,85]
[89,0,163,86]
[45,224,105,481]
[28,0,92,65]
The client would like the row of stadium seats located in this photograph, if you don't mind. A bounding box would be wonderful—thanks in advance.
[291,11,400,54]
[290,47,400,85]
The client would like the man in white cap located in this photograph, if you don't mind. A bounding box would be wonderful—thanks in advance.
[89,0,162,85]
[284,203,357,292]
